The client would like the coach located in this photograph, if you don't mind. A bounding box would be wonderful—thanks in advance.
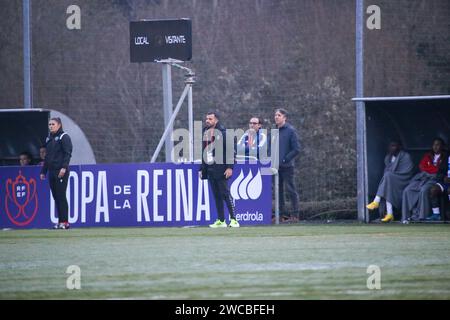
[274,108,301,222]
[199,111,240,228]
[40,117,73,230]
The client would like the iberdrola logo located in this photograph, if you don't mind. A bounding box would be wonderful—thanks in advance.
[4,171,38,226]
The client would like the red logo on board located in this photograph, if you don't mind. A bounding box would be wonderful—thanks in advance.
[5,171,38,226]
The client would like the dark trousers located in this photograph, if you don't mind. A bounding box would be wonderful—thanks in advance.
[279,166,299,215]
[431,194,440,209]
[49,170,69,223]
[430,184,449,209]
[209,177,236,222]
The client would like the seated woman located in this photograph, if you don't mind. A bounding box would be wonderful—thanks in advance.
[402,138,447,222]
[366,140,415,222]
[428,152,450,221]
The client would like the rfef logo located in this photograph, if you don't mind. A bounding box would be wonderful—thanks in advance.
[4,171,38,226]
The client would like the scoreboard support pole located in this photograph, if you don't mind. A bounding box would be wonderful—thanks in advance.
[162,63,174,162]
[151,59,195,163]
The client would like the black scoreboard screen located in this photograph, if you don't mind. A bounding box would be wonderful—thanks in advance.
[130,19,192,63]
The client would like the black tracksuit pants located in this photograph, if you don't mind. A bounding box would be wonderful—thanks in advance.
[279,166,299,215]
[209,177,236,222]
[49,170,69,223]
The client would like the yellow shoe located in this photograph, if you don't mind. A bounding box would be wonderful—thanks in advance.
[366,201,380,210]
[209,219,227,228]
[228,219,240,228]
[381,214,394,222]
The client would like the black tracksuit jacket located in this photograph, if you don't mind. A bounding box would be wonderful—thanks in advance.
[41,128,73,175]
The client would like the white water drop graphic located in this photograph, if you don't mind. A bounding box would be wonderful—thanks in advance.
[238,170,253,200]
[247,170,262,200]
[230,169,245,200]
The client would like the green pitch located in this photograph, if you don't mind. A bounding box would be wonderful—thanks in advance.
[1,224,450,299]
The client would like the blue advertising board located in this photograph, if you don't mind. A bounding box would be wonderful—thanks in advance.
[0,163,272,229]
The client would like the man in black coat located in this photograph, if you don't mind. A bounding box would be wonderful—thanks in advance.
[274,108,301,222]
[199,111,239,228]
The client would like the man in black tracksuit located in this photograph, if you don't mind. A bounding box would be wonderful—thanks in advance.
[40,118,73,229]
[274,108,301,221]
[199,111,239,228]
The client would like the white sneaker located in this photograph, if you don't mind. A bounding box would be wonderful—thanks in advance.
[60,223,70,229]
[228,219,240,228]
[54,223,70,229]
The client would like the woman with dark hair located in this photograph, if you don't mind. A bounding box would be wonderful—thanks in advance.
[402,138,447,222]
[40,117,73,229]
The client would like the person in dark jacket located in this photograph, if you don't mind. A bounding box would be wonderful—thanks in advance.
[19,151,33,166]
[40,117,73,229]
[274,108,301,222]
[38,145,46,166]
[199,111,239,228]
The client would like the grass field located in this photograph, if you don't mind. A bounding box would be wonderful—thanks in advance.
[1,223,450,299]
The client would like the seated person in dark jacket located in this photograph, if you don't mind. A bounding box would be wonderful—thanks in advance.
[19,151,33,166]
[38,146,46,166]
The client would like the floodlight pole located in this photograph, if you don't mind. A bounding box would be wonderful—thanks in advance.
[23,0,32,109]
[356,0,368,222]
[151,59,195,163]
